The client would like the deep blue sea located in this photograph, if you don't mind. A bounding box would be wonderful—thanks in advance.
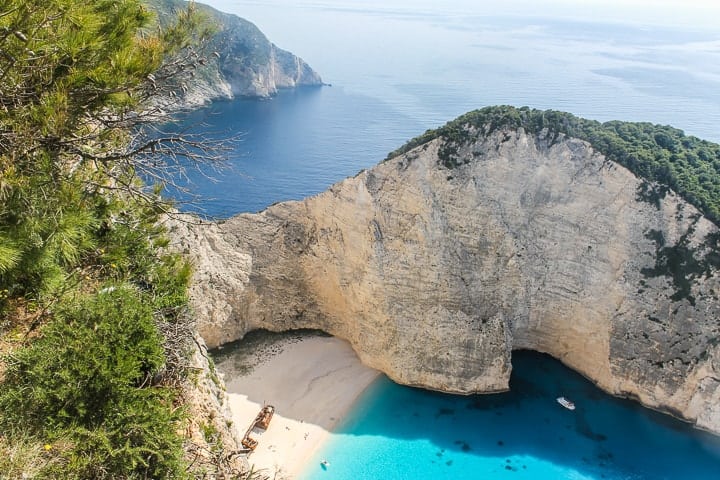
[168,1,720,217]
[173,1,720,478]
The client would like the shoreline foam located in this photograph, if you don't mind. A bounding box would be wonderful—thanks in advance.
[215,334,380,479]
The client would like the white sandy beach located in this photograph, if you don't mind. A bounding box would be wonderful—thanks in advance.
[218,335,380,479]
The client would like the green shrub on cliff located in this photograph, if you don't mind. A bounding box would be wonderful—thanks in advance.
[0,288,186,479]
[387,106,720,225]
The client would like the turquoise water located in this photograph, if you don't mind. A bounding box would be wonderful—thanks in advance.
[298,351,720,480]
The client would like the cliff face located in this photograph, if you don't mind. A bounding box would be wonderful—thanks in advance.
[205,5,322,99]
[147,0,322,106]
[182,334,245,476]
[170,126,720,434]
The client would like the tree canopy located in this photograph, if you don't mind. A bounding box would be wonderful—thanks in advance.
[0,1,236,478]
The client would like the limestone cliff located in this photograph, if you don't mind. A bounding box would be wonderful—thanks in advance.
[146,0,322,107]
[170,110,720,434]
[182,334,246,477]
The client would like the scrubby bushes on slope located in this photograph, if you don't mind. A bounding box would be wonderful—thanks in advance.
[0,1,221,478]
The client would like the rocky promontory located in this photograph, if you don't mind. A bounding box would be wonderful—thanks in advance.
[147,0,322,106]
[171,107,720,434]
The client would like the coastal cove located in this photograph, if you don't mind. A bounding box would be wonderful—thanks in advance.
[211,331,380,479]
[299,350,720,480]
[6,0,720,477]
[171,2,720,479]
[211,332,720,480]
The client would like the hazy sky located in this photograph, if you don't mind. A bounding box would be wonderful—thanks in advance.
[202,0,720,29]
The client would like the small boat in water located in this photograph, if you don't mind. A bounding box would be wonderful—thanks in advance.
[321,460,331,470]
[556,396,576,410]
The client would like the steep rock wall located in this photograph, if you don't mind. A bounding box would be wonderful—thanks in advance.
[182,334,246,476]
[147,0,322,107]
[170,127,720,433]
[210,8,323,99]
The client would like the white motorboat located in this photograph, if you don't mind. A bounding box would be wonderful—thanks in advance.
[556,396,576,410]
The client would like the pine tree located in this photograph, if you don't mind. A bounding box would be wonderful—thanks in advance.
[0,0,214,300]
[0,1,228,478]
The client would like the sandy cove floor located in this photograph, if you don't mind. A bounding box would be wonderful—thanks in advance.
[218,335,380,479]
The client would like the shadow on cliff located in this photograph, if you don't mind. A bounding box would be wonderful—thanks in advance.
[212,332,720,478]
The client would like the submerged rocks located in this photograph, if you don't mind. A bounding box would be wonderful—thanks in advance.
[171,118,720,434]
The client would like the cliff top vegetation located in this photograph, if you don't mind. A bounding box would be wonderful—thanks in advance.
[387,106,720,225]
[0,0,244,478]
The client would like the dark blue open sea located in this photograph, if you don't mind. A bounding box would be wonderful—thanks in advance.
[174,1,720,477]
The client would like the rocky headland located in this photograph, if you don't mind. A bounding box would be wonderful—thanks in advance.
[147,0,322,107]
[170,107,720,434]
